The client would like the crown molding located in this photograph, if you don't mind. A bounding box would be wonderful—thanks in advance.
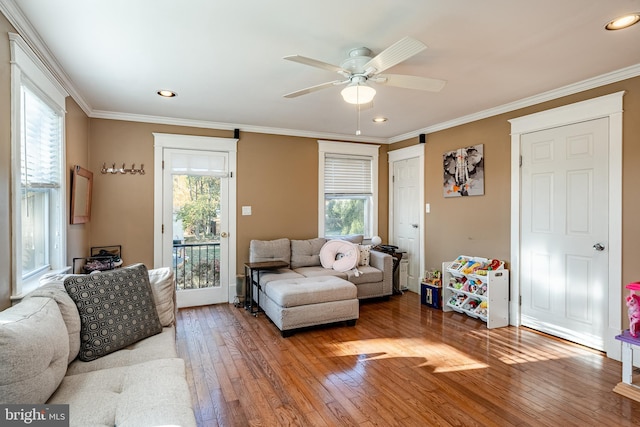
[89,110,389,144]
[0,0,93,115]
[389,62,640,144]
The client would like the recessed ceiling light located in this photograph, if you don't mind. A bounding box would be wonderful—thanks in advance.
[157,90,177,97]
[605,13,640,30]
[373,117,388,123]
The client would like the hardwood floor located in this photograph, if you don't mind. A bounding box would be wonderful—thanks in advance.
[176,292,640,426]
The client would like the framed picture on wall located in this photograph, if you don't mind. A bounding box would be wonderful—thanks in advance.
[443,144,484,197]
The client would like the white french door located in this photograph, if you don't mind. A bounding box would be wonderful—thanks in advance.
[153,134,237,308]
[520,118,609,350]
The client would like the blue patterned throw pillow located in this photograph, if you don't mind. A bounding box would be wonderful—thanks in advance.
[64,263,163,361]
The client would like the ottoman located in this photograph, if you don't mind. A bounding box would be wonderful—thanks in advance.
[258,276,359,337]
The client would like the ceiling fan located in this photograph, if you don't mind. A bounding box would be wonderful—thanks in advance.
[283,36,446,105]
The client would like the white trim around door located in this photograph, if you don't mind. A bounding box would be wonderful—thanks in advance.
[153,133,238,303]
[509,91,624,360]
[388,144,425,291]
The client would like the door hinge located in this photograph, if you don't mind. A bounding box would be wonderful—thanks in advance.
[519,155,522,167]
[162,160,165,170]
[162,224,164,234]
[392,175,395,183]
[519,295,522,306]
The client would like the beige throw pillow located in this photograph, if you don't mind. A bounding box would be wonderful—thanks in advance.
[148,267,176,327]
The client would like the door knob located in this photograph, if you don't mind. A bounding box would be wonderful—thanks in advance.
[221,232,228,238]
[593,243,605,251]
[411,224,419,228]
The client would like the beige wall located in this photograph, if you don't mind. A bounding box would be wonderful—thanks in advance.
[65,98,91,269]
[237,133,321,272]
[0,19,15,310]
[390,76,640,322]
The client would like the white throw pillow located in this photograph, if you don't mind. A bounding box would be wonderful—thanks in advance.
[358,244,371,266]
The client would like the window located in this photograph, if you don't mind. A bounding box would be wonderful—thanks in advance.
[10,33,67,297]
[318,141,379,238]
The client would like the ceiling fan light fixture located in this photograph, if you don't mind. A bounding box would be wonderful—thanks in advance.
[341,83,376,105]
[605,13,640,30]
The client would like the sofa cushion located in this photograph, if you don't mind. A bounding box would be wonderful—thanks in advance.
[290,238,326,268]
[250,238,291,264]
[148,267,176,327]
[48,358,196,427]
[64,264,163,362]
[346,265,383,284]
[293,266,347,280]
[259,269,305,285]
[264,276,357,307]
[0,297,69,404]
[66,326,178,376]
[28,276,82,364]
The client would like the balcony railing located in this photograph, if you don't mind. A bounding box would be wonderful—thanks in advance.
[172,242,220,290]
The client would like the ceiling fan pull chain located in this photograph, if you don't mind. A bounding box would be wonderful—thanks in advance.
[356,100,362,136]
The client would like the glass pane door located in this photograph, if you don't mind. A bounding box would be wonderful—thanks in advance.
[163,149,229,307]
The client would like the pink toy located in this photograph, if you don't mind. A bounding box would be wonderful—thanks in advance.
[627,295,640,337]
[626,282,640,337]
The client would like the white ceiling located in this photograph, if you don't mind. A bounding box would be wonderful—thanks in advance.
[3,0,640,143]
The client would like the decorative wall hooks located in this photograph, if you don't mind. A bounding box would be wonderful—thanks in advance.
[101,163,145,175]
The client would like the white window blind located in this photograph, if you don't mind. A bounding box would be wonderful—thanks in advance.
[10,32,67,299]
[324,154,372,195]
[22,87,62,191]
[170,151,228,176]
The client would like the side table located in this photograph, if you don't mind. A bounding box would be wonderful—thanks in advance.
[613,330,640,402]
[244,260,289,316]
[371,247,405,294]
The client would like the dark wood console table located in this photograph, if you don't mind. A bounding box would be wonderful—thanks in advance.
[244,260,289,316]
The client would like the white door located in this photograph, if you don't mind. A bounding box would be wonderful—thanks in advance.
[393,157,421,292]
[162,148,230,307]
[520,117,609,350]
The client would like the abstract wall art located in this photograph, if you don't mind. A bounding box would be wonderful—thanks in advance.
[443,144,484,197]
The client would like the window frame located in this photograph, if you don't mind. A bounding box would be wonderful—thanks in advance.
[318,140,379,239]
[10,33,68,299]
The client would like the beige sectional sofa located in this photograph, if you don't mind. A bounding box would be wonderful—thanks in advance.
[0,265,196,427]
[248,237,393,336]
[249,237,394,299]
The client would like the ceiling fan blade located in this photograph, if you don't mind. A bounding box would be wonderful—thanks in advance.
[283,80,346,98]
[375,74,446,92]
[283,55,346,74]
[363,36,427,75]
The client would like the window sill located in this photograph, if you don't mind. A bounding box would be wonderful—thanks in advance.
[10,266,72,303]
